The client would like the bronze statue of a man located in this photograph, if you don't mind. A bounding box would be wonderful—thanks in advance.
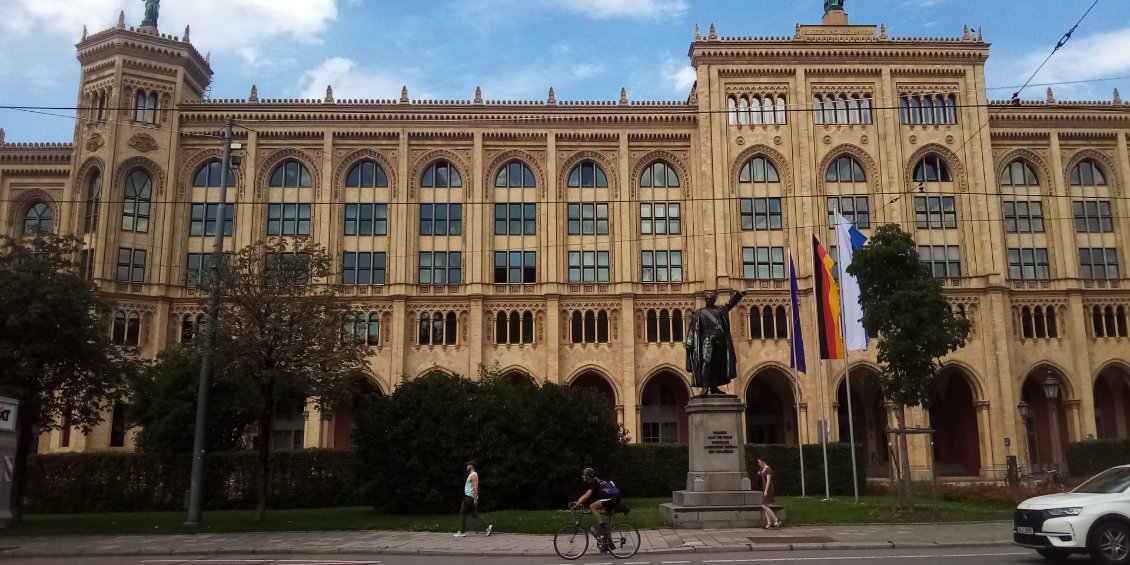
[685,290,745,395]
[142,0,160,25]
[825,0,846,12]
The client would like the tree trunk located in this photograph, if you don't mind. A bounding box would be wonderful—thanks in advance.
[254,389,274,522]
[887,427,901,511]
[9,399,37,524]
[895,405,914,507]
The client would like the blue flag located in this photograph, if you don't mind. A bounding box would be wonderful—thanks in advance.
[789,255,806,373]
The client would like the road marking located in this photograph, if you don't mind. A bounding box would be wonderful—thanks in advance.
[140,560,380,565]
[701,553,1029,563]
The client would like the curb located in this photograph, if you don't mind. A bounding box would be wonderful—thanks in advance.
[0,540,1016,559]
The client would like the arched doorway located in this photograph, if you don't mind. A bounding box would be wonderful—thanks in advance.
[570,370,618,425]
[835,368,889,477]
[1019,368,1071,470]
[332,376,383,449]
[1093,364,1130,439]
[639,370,689,443]
[745,368,796,445]
[929,368,981,476]
[500,369,537,389]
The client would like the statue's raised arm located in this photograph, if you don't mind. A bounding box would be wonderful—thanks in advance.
[721,289,744,313]
[142,0,159,25]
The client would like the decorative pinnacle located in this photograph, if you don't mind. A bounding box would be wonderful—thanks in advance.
[249,84,258,102]
[325,85,334,103]
[1115,88,1122,104]
[620,87,628,105]
[474,86,483,104]
[880,23,887,39]
[694,24,701,40]
[82,25,88,41]
[1046,87,1055,103]
[708,23,717,40]
[118,10,125,28]
[547,87,556,104]
[963,25,970,40]
[184,25,190,42]
[0,128,5,145]
[400,86,409,103]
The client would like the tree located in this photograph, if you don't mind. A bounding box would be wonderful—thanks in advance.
[0,235,134,523]
[209,238,368,520]
[846,224,971,506]
[127,345,257,453]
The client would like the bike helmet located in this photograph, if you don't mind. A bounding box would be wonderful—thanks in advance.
[582,467,596,477]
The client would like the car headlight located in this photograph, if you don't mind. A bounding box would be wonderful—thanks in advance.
[1046,507,1083,516]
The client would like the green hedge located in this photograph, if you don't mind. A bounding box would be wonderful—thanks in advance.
[25,443,863,513]
[24,450,358,513]
[1067,439,1130,476]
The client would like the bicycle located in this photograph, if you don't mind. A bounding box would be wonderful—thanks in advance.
[553,502,640,560]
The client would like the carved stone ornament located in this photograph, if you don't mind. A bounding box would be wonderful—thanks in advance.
[773,136,783,145]
[128,133,158,152]
[86,133,104,152]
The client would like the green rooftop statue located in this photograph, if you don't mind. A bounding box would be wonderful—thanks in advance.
[825,0,845,12]
[142,0,159,25]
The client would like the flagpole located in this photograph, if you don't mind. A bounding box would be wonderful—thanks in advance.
[787,249,807,497]
[809,235,832,501]
[835,217,862,504]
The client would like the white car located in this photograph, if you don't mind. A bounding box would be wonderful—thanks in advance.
[1014,464,1130,563]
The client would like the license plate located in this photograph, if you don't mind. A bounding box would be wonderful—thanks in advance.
[1017,527,1034,535]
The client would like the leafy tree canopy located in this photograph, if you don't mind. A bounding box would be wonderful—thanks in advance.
[846,224,971,408]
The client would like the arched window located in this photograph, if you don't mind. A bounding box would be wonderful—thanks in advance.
[23,202,54,235]
[672,309,684,342]
[134,90,156,123]
[835,95,848,124]
[762,307,774,338]
[658,309,671,342]
[1034,307,1047,338]
[860,95,873,124]
[749,97,762,125]
[640,161,680,188]
[1092,306,1105,337]
[913,155,953,183]
[945,94,958,124]
[1000,160,1039,186]
[495,312,508,344]
[813,95,824,125]
[847,95,861,124]
[367,313,381,345]
[121,169,152,232]
[921,96,935,125]
[934,95,947,124]
[571,309,610,344]
[269,159,313,188]
[1069,159,1107,187]
[508,311,521,345]
[521,311,534,344]
[898,96,910,124]
[112,311,127,344]
[421,159,462,188]
[727,96,738,125]
[646,309,659,343]
[181,314,196,342]
[826,156,866,183]
[346,160,389,188]
[909,96,921,124]
[1119,306,1129,337]
[737,96,750,125]
[193,160,235,187]
[126,312,140,346]
[1020,306,1034,339]
[738,157,780,184]
[775,306,788,338]
[750,307,763,339]
[774,96,786,125]
[496,160,536,188]
[342,312,366,344]
[823,95,836,124]
[567,160,608,188]
[83,170,101,234]
[1046,307,1058,338]
[422,311,456,345]
[1104,306,1117,338]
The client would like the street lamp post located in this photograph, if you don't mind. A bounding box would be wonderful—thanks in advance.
[1043,372,1061,470]
[1017,399,1035,473]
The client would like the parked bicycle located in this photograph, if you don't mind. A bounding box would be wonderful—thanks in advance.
[1013,465,1066,490]
[553,502,640,560]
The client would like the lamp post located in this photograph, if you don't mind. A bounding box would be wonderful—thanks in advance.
[1017,399,1035,472]
[1043,372,1061,470]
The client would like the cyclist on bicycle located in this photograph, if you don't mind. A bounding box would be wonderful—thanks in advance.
[572,468,621,543]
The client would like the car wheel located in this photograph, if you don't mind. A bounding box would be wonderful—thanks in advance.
[1036,547,1071,561]
[1090,521,1130,564]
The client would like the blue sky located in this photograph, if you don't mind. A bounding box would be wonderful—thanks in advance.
[1,0,1128,142]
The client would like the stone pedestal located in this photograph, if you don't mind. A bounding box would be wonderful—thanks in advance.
[661,394,772,528]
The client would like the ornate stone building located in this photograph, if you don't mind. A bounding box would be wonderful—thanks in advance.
[2,6,1128,480]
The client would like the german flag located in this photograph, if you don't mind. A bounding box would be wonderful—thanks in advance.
[813,235,844,359]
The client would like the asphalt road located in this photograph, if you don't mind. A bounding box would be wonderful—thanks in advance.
[0,547,1090,565]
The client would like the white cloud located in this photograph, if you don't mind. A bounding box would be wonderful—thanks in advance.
[543,0,687,20]
[297,57,411,101]
[662,60,696,93]
[0,0,339,65]
[1018,27,1130,98]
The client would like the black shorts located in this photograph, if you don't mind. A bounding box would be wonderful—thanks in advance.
[597,496,622,511]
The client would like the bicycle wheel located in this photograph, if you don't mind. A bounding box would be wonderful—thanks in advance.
[607,522,640,559]
[553,523,588,560]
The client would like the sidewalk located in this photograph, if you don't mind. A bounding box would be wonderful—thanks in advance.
[0,522,1014,558]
